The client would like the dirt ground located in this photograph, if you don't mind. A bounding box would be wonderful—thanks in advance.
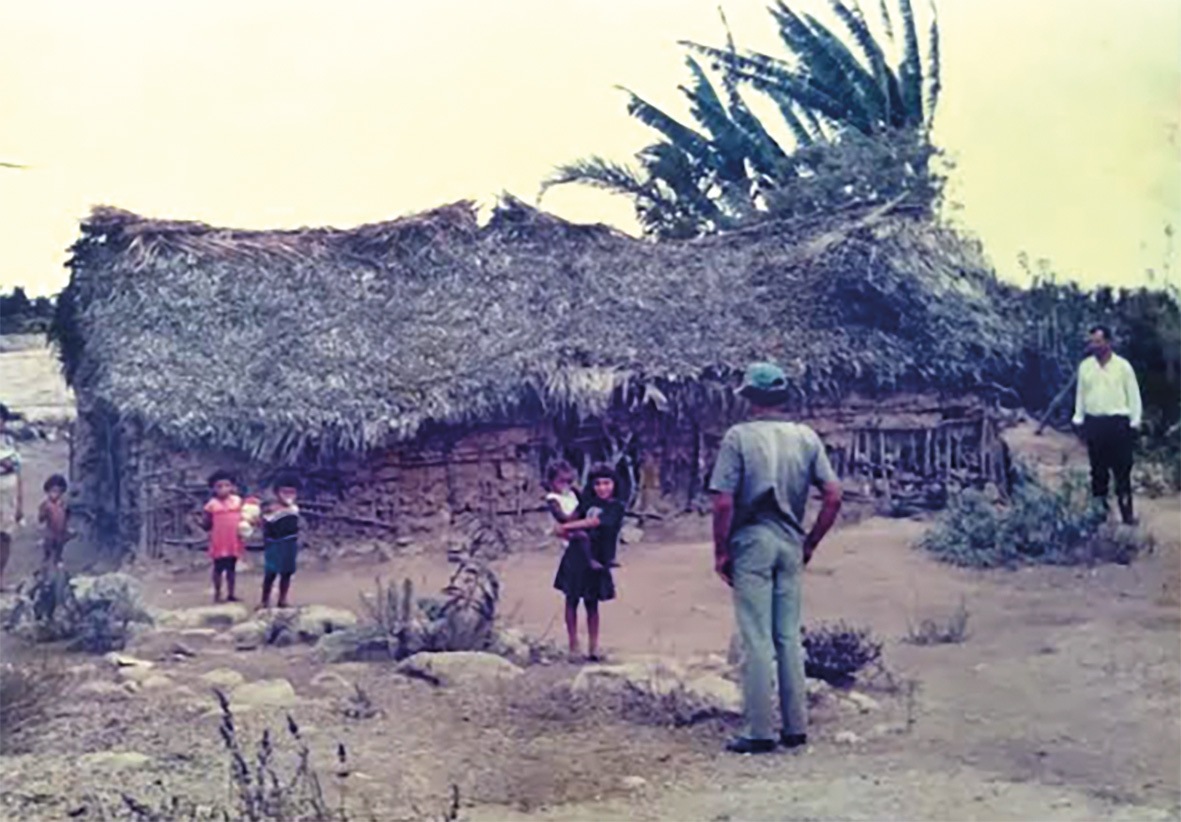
[2,427,1180,821]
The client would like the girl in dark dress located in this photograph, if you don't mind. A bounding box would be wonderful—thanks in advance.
[554,463,624,661]
[259,473,300,609]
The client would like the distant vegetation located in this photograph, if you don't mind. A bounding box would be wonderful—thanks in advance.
[0,287,55,334]
[1003,261,1181,484]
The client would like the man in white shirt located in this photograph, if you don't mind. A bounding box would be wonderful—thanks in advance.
[1072,325,1142,524]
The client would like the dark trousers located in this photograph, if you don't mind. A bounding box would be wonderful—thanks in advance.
[1083,415,1135,519]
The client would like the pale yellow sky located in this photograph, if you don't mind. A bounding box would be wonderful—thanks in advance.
[0,0,1178,296]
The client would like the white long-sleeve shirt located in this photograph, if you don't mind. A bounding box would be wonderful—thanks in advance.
[1072,353,1143,428]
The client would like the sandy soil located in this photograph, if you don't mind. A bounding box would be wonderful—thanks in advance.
[2,424,1179,820]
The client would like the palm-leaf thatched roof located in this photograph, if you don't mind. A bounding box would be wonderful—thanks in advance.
[55,197,1019,461]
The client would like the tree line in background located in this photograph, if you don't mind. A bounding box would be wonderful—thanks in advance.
[1003,261,1181,453]
[0,287,55,334]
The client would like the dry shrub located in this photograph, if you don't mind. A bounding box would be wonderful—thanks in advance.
[905,598,970,646]
[5,569,152,653]
[802,622,883,687]
[342,549,501,663]
[110,693,462,821]
[921,466,1153,568]
[0,658,68,753]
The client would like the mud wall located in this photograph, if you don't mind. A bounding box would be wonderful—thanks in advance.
[72,390,1002,557]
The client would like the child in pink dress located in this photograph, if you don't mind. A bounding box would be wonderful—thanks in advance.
[202,470,244,603]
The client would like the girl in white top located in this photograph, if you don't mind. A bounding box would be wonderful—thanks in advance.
[544,460,584,538]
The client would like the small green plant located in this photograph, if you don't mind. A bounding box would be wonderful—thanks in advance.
[802,622,883,687]
[342,548,503,663]
[358,576,418,659]
[905,598,970,645]
[6,569,152,652]
[920,466,1151,568]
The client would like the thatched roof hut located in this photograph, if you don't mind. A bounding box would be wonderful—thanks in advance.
[58,198,1016,457]
[56,198,1019,553]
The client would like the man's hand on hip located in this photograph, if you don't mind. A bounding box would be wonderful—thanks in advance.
[715,552,733,587]
[802,536,817,566]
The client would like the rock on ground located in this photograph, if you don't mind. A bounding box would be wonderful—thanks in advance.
[200,668,247,689]
[156,603,251,630]
[125,629,206,661]
[294,605,359,641]
[103,653,154,671]
[309,670,354,695]
[396,651,523,687]
[78,752,152,771]
[139,674,175,691]
[314,625,394,663]
[230,678,298,709]
[71,573,147,613]
[571,659,741,724]
[489,627,532,665]
[230,619,270,650]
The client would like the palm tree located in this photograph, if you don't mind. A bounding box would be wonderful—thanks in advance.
[685,0,940,138]
[542,0,941,238]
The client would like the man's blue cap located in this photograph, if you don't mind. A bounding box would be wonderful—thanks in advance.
[738,362,789,405]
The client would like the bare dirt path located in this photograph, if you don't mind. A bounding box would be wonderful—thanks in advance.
[6,424,1179,820]
[140,491,1181,818]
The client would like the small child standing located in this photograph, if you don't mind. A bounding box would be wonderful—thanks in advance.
[202,470,244,603]
[545,459,586,543]
[38,474,70,568]
[553,462,624,661]
[259,473,300,609]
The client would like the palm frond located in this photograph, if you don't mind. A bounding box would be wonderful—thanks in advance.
[639,142,726,224]
[616,87,716,166]
[924,0,942,130]
[896,0,925,126]
[770,3,861,110]
[679,58,748,180]
[803,12,888,129]
[727,89,789,175]
[878,0,896,43]
[681,42,871,132]
[714,14,790,176]
[800,106,831,142]
[539,156,650,198]
[768,91,816,147]
[828,0,896,127]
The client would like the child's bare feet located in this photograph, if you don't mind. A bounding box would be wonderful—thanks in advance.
[226,596,241,603]
[255,602,270,612]
[276,600,290,609]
